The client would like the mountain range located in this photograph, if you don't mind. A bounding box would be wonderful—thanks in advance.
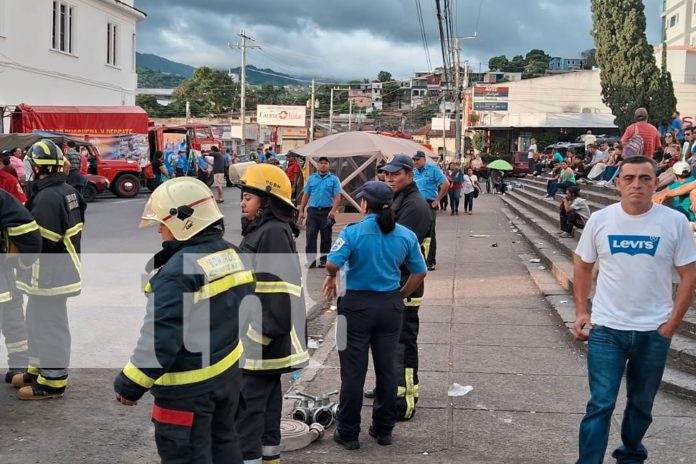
[136,52,308,88]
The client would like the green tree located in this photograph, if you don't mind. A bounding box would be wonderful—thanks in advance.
[172,67,237,117]
[580,48,597,69]
[255,83,289,105]
[136,94,166,118]
[488,55,509,71]
[506,55,526,73]
[591,0,676,130]
[377,71,393,82]
[524,49,551,75]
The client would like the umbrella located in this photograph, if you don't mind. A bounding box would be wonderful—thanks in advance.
[292,131,436,160]
[487,159,513,171]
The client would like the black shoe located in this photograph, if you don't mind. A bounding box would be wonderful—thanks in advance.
[333,430,360,450]
[364,388,376,399]
[427,264,436,271]
[318,262,326,269]
[305,261,317,269]
[368,426,392,446]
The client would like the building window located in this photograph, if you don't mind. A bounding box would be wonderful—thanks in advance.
[52,1,74,54]
[107,22,118,66]
[670,14,678,28]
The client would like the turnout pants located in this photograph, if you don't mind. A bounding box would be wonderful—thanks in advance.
[396,308,420,420]
[1,292,29,372]
[337,291,403,439]
[152,371,243,464]
[426,203,437,266]
[25,295,70,393]
[237,373,283,464]
[305,207,333,266]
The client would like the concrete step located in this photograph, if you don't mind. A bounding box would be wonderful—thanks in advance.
[519,176,620,207]
[512,183,606,216]
[501,202,696,402]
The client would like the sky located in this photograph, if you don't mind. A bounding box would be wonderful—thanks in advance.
[135,0,663,82]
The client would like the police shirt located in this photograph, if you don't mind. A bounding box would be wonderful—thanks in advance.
[414,163,447,201]
[328,215,427,292]
[303,171,341,208]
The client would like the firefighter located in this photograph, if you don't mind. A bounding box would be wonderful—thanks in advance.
[0,190,41,384]
[11,139,85,400]
[324,181,427,449]
[114,177,255,463]
[234,163,308,464]
[364,154,432,420]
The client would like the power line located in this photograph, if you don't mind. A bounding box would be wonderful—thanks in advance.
[415,0,433,71]
[435,0,451,84]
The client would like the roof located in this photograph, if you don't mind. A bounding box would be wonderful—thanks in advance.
[15,104,147,115]
[413,123,456,137]
[473,112,617,130]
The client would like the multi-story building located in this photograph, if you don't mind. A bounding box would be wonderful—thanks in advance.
[659,0,696,83]
[548,57,585,72]
[0,0,146,130]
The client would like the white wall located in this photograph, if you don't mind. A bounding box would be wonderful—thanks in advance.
[0,0,144,114]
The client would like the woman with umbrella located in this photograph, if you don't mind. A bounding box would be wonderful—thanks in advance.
[486,159,513,194]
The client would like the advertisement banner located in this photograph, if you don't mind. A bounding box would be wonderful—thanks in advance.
[41,132,149,164]
[473,86,509,112]
[257,105,307,127]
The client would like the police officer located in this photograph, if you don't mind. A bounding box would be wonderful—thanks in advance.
[114,177,255,464]
[0,190,41,384]
[298,156,342,268]
[364,154,432,421]
[234,163,308,464]
[412,151,449,271]
[324,181,427,450]
[11,139,85,400]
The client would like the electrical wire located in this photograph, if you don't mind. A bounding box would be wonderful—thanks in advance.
[435,0,451,85]
[415,0,433,71]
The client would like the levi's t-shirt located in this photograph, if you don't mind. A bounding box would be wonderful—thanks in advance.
[575,203,696,331]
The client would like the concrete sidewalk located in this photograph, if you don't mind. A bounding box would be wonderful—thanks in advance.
[283,194,696,464]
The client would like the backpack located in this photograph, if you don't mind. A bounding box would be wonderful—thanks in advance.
[623,124,644,158]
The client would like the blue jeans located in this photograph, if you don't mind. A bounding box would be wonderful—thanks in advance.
[548,180,574,198]
[577,325,671,464]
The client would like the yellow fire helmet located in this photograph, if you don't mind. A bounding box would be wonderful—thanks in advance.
[237,163,296,209]
[139,177,223,241]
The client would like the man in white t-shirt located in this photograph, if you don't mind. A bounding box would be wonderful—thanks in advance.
[573,156,696,463]
[527,138,538,173]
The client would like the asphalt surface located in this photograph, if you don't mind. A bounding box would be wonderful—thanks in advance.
[1,191,695,463]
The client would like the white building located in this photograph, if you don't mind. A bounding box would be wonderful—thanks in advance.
[659,0,696,83]
[0,0,146,129]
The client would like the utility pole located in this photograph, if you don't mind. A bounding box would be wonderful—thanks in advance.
[229,31,259,156]
[453,34,478,161]
[309,79,316,142]
[442,92,447,161]
[348,99,353,131]
[454,38,462,161]
[462,60,470,156]
[329,87,335,134]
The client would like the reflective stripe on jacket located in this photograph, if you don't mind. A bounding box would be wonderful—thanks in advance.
[114,231,255,401]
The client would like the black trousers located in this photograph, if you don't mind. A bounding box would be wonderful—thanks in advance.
[560,209,586,234]
[426,204,437,266]
[26,295,69,392]
[237,373,282,462]
[1,292,28,370]
[439,195,448,211]
[396,309,420,420]
[463,192,474,212]
[152,371,242,464]
[305,207,333,265]
[337,291,403,439]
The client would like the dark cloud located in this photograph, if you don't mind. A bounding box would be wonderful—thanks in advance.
[134,0,663,80]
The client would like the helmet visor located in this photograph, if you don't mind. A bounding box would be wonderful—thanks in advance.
[139,197,161,229]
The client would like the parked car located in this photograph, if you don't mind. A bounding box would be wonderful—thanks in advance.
[83,174,109,202]
[511,152,530,177]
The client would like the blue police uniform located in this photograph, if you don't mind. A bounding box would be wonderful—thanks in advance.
[303,171,342,266]
[328,214,426,443]
[414,162,446,268]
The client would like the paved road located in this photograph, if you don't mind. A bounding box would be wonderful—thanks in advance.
[1,192,695,463]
